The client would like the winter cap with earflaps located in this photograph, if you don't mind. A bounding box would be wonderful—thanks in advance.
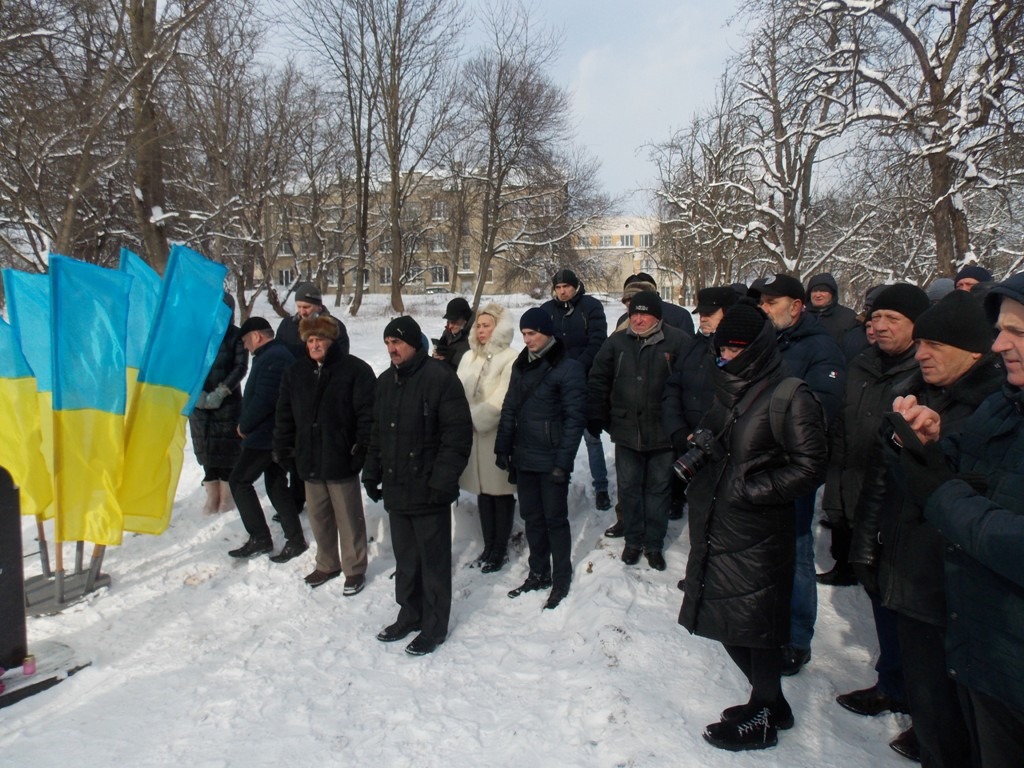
[383,316,423,349]
[693,286,739,316]
[300,315,340,342]
[913,290,992,354]
[239,316,272,336]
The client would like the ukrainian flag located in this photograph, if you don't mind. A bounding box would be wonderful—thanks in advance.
[2,268,55,519]
[0,318,52,517]
[119,247,161,410]
[49,255,132,546]
[119,245,228,534]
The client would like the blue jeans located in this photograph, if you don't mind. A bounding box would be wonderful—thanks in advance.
[582,430,608,493]
[615,446,673,552]
[789,490,817,650]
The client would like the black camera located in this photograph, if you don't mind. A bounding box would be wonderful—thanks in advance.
[672,428,718,484]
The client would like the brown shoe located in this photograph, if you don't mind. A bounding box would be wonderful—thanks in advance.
[343,575,365,596]
[304,569,341,588]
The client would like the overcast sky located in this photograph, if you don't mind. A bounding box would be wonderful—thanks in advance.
[519,0,742,212]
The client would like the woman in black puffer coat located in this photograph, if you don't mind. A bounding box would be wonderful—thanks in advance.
[678,302,828,751]
[188,295,248,514]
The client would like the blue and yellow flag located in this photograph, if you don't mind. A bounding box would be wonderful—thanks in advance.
[119,247,161,409]
[49,255,132,545]
[120,245,228,534]
[2,268,56,519]
[0,318,52,517]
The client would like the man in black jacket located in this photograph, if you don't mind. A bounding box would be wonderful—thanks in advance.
[805,272,860,346]
[851,290,1002,765]
[432,297,473,369]
[227,317,307,561]
[275,316,376,592]
[756,273,846,676]
[541,268,611,511]
[824,284,930,722]
[495,308,586,609]
[589,291,692,570]
[363,316,472,656]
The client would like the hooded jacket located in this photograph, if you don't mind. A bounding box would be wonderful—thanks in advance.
[457,304,518,495]
[806,273,860,346]
[679,320,828,647]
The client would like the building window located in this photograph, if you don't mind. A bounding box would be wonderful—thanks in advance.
[620,234,634,247]
[485,268,494,283]
[639,233,654,248]
[430,265,449,284]
[432,233,448,252]
[461,250,471,270]
[278,269,293,287]
[379,267,392,286]
[599,235,613,247]
[361,269,370,289]
[431,200,448,220]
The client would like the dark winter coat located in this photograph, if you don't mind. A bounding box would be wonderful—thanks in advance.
[495,340,586,474]
[276,308,345,359]
[662,331,717,446]
[822,344,919,527]
[924,385,1024,712]
[588,322,693,451]
[362,346,472,514]
[679,321,828,648]
[435,324,471,370]
[541,285,607,372]
[274,339,376,483]
[238,338,293,451]
[806,273,860,346]
[841,323,871,363]
[850,354,1004,626]
[615,301,695,336]
[775,312,846,424]
[188,324,247,469]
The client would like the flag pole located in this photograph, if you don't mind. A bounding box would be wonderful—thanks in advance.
[84,545,105,592]
[34,516,51,578]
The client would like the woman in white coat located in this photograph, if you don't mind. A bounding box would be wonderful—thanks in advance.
[457,302,518,572]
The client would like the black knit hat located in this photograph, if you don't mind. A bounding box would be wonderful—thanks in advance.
[239,316,272,336]
[551,269,580,289]
[913,291,993,353]
[693,286,738,315]
[758,273,806,302]
[383,315,423,349]
[293,281,323,306]
[714,303,767,350]
[628,290,663,319]
[871,283,930,322]
[955,265,993,284]
[519,307,554,336]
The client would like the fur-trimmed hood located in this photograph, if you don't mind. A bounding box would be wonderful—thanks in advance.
[468,302,515,356]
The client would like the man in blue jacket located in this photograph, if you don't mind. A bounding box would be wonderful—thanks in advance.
[895,272,1024,766]
[541,268,610,511]
[227,317,307,560]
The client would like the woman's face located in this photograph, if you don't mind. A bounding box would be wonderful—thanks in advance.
[476,313,496,345]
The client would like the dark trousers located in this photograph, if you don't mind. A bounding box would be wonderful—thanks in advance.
[869,591,907,702]
[959,684,1024,768]
[790,490,817,650]
[897,614,972,768]
[616,445,673,552]
[390,509,452,643]
[516,470,572,588]
[229,447,302,542]
[722,644,784,707]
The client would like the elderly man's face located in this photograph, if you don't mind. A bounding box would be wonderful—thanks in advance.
[955,277,980,292]
[699,308,725,336]
[871,309,915,356]
[759,295,801,331]
[915,340,980,387]
[385,337,417,366]
[993,298,1024,387]
[629,312,658,335]
[306,334,333,363]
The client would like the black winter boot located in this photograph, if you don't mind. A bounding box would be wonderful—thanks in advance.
[507,572,552,598]
[703,704,778,751]
[483,495,515,573]
[474,494,496,567]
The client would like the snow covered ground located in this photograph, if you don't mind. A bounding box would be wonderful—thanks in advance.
[4,292,913,767]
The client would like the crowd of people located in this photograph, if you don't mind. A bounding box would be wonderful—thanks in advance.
[189,265,1023,763]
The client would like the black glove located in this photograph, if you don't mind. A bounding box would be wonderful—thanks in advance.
[363,481,382,503]
[900,440,954,504]
[495,454,510,471]
[586,420,604,439]
[549,467,568,484]
[852,563,879,596]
